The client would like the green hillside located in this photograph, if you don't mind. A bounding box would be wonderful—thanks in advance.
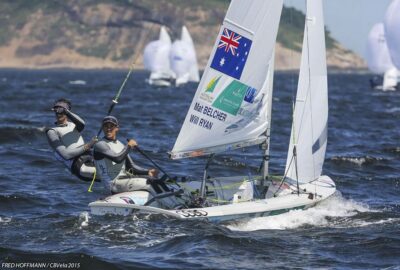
[0,0,336,53]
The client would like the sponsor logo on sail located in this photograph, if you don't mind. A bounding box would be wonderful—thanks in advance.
[200,76,221,103]
[244,87,257,103]
[212,80,256,115]
[205,76,221,93]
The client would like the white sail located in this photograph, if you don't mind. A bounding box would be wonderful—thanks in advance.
[159,26,171,43]
[285,0,328,184]
[143,26,174,84]
[170,26,200,86]
[384,0,400,69]
[383,67,399,91]
[366,23,395,74]
[181,26,200,82]
[171,0,283,159]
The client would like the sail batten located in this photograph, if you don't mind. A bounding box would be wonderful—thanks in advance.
[170,136,267,160]
[171,0,283,159]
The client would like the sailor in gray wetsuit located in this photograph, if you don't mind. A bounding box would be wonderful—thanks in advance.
[94,116,159,194]
[46,98,97,181]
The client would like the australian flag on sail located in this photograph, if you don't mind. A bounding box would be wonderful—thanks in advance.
[210,28,252,80]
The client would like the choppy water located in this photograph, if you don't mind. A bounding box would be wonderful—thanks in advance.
[0,69,399,269]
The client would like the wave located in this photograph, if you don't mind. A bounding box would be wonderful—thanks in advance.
[384,147,400,154]
[385,107,400,114]
[0,216,12,223]
[0,126,45,143]
[227,193,373,231]
[329,155,385,166]
[0,193,51,210]
[69,80,87,85]
[0,247,130,270]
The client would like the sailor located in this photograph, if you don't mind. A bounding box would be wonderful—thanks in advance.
[46,98,97,181]
[93,116,159,194]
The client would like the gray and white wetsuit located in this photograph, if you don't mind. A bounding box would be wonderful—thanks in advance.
[46,111,95,181]
[93,138,150,194]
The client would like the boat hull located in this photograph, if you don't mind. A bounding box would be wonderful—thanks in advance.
[89,176,336,223]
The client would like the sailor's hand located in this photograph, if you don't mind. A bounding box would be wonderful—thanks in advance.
[88,136,98,147]
[53,107,66,114]
[148,168,159,177]
[127,139,138,148]
[83,137,98,151]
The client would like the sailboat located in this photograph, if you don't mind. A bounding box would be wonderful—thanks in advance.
[385,0,400,68]
[383,0,400,90]
[170,26,200,86]
[366,23,399,91]
[143,26,175,87]
[89,0,336,222]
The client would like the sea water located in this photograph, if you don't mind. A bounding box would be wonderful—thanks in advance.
[0,69,399,269]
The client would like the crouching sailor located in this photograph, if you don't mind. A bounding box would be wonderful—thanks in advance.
[46,98,97,181]
[93,116,160,194]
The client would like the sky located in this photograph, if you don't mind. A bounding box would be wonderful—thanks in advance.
[284,0,393,59]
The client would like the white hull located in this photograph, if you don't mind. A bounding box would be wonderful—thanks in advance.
[89,176,336,223]
[146,78,172,87]
[373,85,398,91]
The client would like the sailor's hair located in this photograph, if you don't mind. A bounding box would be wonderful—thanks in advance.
[54,98,72,110]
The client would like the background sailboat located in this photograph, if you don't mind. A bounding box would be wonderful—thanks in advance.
[366,23,399,91]
[170,26,200,86]
[384,0,400,70]
[143,26,175,87]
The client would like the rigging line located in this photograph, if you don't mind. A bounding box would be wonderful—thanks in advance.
[304,0,317,181]
[286,0,296,183]
[288,0,315,184]
[87,167,97,192]
[88,22,157,192]
[287,1,301,194]
[95,22,157,137]
[274,154,294,197]
[134,146,173,181]
[289,0,296,120]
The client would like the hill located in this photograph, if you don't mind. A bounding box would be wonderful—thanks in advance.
[0,0,366,70]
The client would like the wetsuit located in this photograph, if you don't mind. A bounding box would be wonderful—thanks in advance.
[93,138,159,194]
[46,111,96,181]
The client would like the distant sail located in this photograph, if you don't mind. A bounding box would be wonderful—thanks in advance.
[143,26,175,84]
[384,0,400,69]
[285,0,328,184]
[366,23,395,74]
[170,26,200,86]
[171,0,283,159]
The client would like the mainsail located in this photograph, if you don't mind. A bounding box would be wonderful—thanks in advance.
[170,26,200,86]
[366,23,395,74]
[143,26,174,82]
[171,0,283,159]
[384,0,400,69]
[285,0,328,184]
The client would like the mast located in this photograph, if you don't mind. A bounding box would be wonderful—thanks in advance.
[262,51,275,183]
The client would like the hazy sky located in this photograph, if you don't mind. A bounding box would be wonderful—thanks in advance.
[284,0,392,59]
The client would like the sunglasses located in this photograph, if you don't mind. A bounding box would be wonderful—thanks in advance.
[53,107,66,115]
[103,123,118,129]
